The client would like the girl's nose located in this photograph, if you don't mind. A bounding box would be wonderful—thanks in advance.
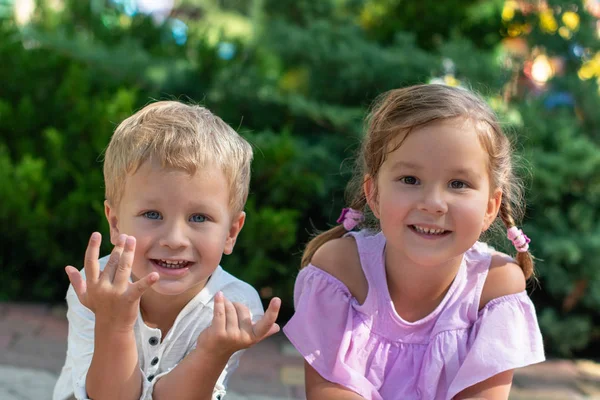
[418,187,448,215]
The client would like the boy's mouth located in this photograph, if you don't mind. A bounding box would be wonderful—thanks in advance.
[152,259,192,269]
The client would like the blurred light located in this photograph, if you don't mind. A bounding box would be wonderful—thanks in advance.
[170,18,187,45]
[559,26,573,39]
[539,10,558,33]
[503,1,517,21]
[577,53,600,80]
[571,44,585,57]
[217,42,236,60]
[14,0,35,26]
[110,0,137,16]
[442,58,455,75]
[562,11,580,30]
[585,0,600,18]
[578,63,595,79]
[543,92,574,109]
[531,54,554,83]
[443,74,461,87]
[137,0,173,24]
[503,37,529,56]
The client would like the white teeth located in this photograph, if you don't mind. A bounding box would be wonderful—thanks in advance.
[413,225,446,235]
[156,259,189,269]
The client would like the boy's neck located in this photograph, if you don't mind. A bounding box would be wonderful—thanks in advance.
[384,247,464,323]
[139,283,206,336]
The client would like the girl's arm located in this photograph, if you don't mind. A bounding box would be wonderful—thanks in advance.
[305,363,365,400]
[453,370,513,400]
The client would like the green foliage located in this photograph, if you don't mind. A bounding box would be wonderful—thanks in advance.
[2,0,600,358]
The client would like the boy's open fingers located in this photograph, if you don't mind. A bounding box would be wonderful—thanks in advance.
[233,302,253,333]
[65,266,87,301]
[224,297,238,332]
[212,292,226,331]
[114,236,136,286]
[252,297,281,339]
[103,234,126,283]
[131,272,159,299]
[83,232,102,284]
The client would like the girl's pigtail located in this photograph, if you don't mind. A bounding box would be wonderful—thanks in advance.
[301,196,367,268]
[499,198,535,279]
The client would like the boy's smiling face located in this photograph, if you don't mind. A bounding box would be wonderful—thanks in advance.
[104,158,245,299]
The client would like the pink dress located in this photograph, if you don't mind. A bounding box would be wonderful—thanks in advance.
[283,230,545,400]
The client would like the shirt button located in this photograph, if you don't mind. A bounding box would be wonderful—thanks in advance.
[149,337,159,346]
[148,375,155,382]
[151,357,159,366]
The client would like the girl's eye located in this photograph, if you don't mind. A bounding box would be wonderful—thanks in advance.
[190,214,207,223]
[400,176,419,185]
[143,211,162,220]
[449,180,468,189]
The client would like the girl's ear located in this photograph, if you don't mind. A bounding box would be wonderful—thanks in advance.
[363,174,380,219]
[104,200,121,245]
[483,188,502,231]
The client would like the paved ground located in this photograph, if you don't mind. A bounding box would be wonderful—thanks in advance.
[0,302,599,399]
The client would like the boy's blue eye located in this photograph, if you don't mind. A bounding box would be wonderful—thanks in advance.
[400,176,419,185]
[143,211,162,220]
[190,214,207,223]
[450,180,468,189]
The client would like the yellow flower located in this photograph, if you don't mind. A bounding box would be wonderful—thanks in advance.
[444,75,461,87]
[502,1,517,21]
[562,11,580,31]
[559,26,572,39]
[540,10,558,33]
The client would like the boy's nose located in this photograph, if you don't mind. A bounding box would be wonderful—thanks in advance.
[159,223,190,249]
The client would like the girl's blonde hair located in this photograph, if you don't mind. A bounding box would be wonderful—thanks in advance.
[301,84,534,279]
[103,101,253,214]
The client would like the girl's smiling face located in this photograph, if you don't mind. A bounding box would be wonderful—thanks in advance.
[366,117,502,268]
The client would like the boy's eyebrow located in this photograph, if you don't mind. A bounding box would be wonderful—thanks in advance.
[136,197,219,209]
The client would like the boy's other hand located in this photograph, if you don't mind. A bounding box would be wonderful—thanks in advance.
[65,232,159,330]
[197,292,281,357]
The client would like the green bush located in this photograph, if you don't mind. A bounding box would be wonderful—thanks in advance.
[2,0,600,357]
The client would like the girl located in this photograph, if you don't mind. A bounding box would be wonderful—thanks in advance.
[283,84,545,400]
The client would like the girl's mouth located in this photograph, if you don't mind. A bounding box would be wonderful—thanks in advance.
[409,225,452,238]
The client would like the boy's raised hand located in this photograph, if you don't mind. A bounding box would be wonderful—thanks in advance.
[65,232,159,329]
[197,292,281,357]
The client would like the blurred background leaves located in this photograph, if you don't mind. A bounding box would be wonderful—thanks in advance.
[1,0,600,358]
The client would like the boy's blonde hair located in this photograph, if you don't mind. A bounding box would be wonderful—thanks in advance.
[103,101,253,214]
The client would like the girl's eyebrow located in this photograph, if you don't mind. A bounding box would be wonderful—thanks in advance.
[390,161,422,171]
[448,168,482,180]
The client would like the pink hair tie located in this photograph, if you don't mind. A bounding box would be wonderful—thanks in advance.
[507,226,531,252]
[337,208,364,231]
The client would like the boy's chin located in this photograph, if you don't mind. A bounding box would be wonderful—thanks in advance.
[148,281,206,297]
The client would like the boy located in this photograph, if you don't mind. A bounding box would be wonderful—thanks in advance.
[53,101,280,400]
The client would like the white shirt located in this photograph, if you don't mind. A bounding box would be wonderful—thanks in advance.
[53,256,264,400]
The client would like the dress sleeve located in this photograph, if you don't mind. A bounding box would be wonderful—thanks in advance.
[283,266,381,400]
[447,291,545,400]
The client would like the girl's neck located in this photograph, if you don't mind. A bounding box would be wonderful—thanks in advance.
[384,246,464,322]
